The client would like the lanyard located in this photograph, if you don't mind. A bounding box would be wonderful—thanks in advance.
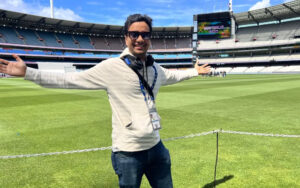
[139,65,157,101]
[124,57,158,101]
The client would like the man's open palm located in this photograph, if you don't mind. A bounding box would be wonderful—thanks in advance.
[194,58,211,75]
[0,54,27,77]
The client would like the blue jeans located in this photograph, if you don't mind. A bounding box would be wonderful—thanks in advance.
[111,141,173,188]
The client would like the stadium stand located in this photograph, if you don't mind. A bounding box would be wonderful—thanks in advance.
[56,33,79,48]
[17,29,44,46]
[176,38,191,48]
[195,0,300,73]
[91,36,110,50]
[165,38,176,49]
[236,26,258,42]
[36,31,62,47]
[276,21,299,40]
[0,27,24,44]
[151,38,166,49]
[255,24,278,41]
[105,37,124,50]
[73,35,94,49]
[0,0,299,73]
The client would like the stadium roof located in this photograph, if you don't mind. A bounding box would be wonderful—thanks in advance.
[233,0,300,25]
[0,0,299,34]
[0,9,192,36]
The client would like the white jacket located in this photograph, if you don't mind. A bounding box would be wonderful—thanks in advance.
[25,48,198,152]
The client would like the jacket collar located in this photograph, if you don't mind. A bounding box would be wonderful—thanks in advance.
[120,48,135,59]
[120,48,149,62]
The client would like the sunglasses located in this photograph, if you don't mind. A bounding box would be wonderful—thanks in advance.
[127,31,151,40]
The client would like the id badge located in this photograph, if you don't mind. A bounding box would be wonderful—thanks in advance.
[150,111,161,130]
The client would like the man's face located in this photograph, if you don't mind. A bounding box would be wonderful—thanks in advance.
[125,21,151,60]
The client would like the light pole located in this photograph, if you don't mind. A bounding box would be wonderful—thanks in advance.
[50,0,54,18]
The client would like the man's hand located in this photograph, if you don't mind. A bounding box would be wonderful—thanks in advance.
[0,54,27,77]
[194,58,211,75]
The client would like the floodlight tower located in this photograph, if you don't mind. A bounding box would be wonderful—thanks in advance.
[50,0,54,18]
[229,0,235,36]
[229,0,232,12]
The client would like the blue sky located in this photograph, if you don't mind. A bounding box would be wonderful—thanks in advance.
[0,0,294,26]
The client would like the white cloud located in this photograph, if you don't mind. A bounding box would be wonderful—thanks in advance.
[249,0,271,11]
[283,0,293,2]
[0,0,28,12]
[0,0,83,21]
[234,4,251,8]
[38,7,83,21]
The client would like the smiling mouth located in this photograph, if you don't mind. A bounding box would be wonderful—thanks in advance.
[134,45,144,49]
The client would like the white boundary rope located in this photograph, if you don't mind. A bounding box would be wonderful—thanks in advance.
[1,130,299,159]
[219,130,300,138]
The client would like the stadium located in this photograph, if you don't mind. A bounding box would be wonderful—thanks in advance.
[0,0,300,187]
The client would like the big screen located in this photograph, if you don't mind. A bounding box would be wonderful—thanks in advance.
[198,20,231,39]
[195,12,231,40]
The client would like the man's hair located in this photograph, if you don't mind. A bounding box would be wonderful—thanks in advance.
[124,14,152,34]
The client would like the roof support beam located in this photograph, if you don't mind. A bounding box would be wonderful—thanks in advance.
[56,20,63,27]
[38,17,46,24]
[87,24,95,33]
[73,22,80,28]
[282,3,300,16]
[265,8,281,22]
[88,24,95,30]
[104,25,110,35]
[17,14,27,20]
[0,11,7,18]
[248,12,259,25]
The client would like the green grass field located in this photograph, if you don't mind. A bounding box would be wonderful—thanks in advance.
[0,74,300,188]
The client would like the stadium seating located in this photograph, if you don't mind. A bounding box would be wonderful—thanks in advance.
[17,29,45,46]
[56,33,79,48]
[165,38,176,49]
[0,27,24,44]
[176,38,191,48]
[37,31,62,47]
[236,26,258,42]
[106,37,124,50]
[73,35,94,49]
[91,37,109,50]
[256,24,277,41]
[0,1,299,72]
[261,66,283,73]
[244,66,266,73]
[214,67,232,73]
[230,67,248,73]
[151,38,165,49]
[276,21,299,40]
[235,20,300,42]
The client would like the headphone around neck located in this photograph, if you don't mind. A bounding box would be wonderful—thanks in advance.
[123,55,154,70]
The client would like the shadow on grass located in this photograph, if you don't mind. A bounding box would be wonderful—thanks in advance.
[202,175,234,188]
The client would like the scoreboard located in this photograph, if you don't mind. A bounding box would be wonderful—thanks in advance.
[198,20,231,39]
[194,12,232,40]
[192,11,233,63]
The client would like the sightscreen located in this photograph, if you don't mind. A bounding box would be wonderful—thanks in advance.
[196,12,231,39]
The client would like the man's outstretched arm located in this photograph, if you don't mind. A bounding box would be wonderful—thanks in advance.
[0,54,108,90]
[0,54,27,77]
[159,58,211,86]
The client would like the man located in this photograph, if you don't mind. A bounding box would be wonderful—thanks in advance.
[0,14,210,188]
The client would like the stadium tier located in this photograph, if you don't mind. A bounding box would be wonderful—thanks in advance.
[194,0,300,73]
[0,0,299,73]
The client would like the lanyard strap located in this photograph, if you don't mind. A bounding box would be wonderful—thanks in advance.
[124,57,158,101]
[139,65,157,101]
